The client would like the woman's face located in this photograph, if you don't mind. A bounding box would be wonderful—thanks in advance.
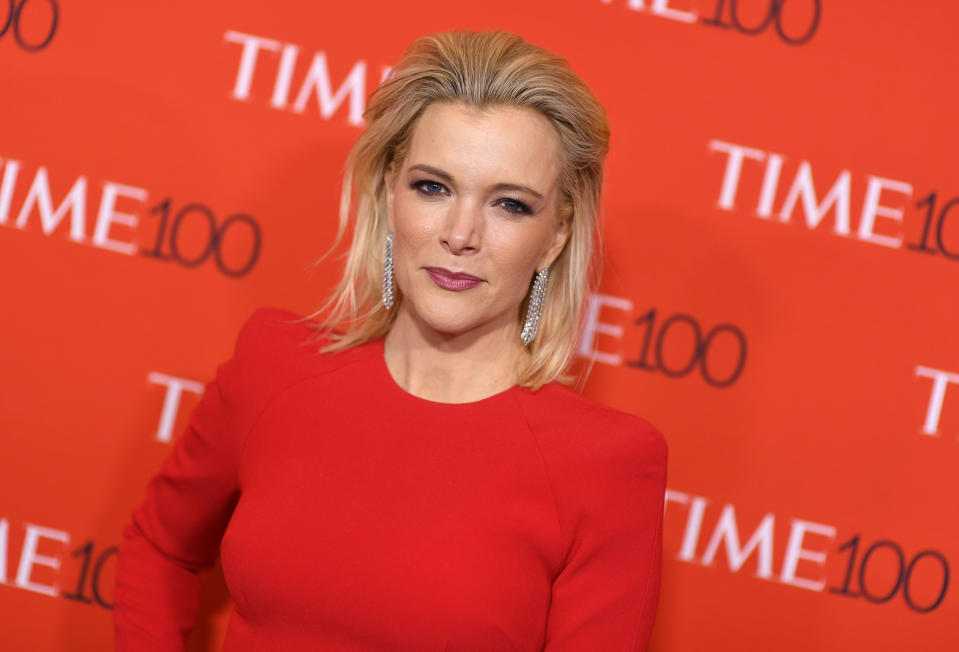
[384,101,570,342]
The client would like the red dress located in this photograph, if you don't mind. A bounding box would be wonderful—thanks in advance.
[113,306,668,651]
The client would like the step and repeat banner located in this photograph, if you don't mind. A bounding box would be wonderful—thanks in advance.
[1,1,956,650]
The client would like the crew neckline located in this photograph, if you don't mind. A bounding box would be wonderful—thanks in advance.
[372,336,522,408]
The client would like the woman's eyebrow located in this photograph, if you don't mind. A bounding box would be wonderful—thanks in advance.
[407,163,544,200]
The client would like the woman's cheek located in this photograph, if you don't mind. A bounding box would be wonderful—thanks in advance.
[398,202,442,243]
[488,227,539,272]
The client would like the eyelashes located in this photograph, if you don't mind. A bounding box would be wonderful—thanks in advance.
[412,180,448,197]
[409,179,533,216]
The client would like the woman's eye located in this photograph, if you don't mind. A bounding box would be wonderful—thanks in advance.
[409,181,530,215]
[498,198,532,215]
[412,180,447,195]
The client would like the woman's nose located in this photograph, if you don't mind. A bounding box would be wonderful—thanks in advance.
[441,199,481,254]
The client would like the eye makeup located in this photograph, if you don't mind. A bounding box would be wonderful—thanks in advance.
[409,179,534,216]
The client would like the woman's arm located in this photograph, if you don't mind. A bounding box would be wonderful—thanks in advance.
[543,419,668,651]
[113,311,270,650]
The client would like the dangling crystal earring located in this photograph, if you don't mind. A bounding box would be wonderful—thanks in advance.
[521,268,549,345]
[382,231,394,310]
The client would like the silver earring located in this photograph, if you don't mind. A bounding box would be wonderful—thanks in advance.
[382,231,394,310]
[521,268,549,345]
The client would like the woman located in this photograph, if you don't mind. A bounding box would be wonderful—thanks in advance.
[114,29,668,652]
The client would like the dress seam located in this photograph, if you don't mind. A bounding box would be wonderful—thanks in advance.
[627,430,667,651]
[508,392,569,577]
[233,352,376,484]
[628,503,662,651]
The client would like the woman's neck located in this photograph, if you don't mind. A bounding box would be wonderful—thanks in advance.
[383,306,525,404]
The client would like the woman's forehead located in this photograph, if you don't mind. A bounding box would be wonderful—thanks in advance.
[403,102,562,195]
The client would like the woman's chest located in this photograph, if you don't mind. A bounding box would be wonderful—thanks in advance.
[220,387,562,650]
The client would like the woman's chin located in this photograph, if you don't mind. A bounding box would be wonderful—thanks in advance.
[397,292,514,341]
[410,309,493,341]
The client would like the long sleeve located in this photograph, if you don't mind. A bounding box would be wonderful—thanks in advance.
[113,310,274,650]
[542,418,668,651]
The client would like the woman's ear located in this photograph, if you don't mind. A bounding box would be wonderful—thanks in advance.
[540,214,572,270]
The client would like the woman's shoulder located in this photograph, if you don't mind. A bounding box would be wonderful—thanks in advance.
[515,381,667,464]
[233,305,324,346]
[232,305,368,356]
[196,307,377,435]
[221,305,376,393]
[227,305,318,368]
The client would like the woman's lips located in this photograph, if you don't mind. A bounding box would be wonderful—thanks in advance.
[424,267,483,291]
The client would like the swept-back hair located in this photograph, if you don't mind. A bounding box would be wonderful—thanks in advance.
[299,29,610,390]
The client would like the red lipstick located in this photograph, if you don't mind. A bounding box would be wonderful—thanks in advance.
[424,267,483,291]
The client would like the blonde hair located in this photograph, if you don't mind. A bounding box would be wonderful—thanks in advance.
[299,29,610,390]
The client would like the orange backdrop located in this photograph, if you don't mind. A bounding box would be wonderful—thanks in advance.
[1,1,957,650]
